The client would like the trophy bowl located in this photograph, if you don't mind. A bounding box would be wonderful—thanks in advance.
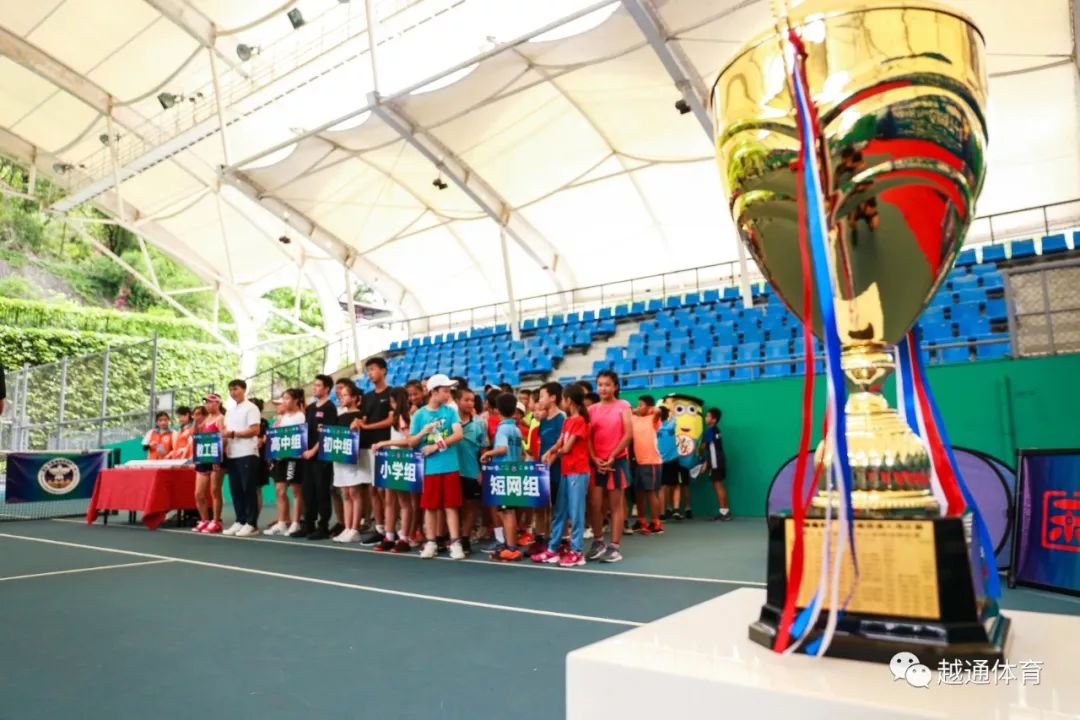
[711,0,988,515]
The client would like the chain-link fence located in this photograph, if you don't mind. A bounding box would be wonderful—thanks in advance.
[1006,259,1080,357]
[0,336,215,520]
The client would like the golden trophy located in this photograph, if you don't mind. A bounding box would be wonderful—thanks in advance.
[711,0,1009,662]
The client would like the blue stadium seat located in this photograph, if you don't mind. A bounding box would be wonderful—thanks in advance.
[645,298,662,313]
[389,340,400,351]
[981,244,1006,263]
[939,346,971,364]
[976,342,1010,360]
[971,263,996,276]
[730,366,756,382]
[583,310,596,322]
[599,307,613,320]
[648,371,673,388]
[984,298,1007,322]
[522,318,535,332]
[955,248,976,267]
[624,376,648,390]
[665,295,682,309]
[536,317,549,330]
[980,273,1004,291]
[1011,238,1036,259]
[551,314,565,327]
[594,320,616,336]
[762,363,792,378]
[703,289,720,304]
[684,292,700,306]
[1041,234,1067,255]
[673,372,698,387]
[722,286,741,301]
[951,275,979,291]
[704,369,728,383]
[955,288,984,305]
[566,312,580,325]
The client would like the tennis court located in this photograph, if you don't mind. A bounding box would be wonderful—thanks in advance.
[0,518,1076,720]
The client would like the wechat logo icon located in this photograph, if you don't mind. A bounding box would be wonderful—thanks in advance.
[890,651,932,688]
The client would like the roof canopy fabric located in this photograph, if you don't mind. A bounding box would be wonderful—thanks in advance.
[1,0,1077,343]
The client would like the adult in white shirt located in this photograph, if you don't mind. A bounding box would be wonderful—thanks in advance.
[222,379,262,537]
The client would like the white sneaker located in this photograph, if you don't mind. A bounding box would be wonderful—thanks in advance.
[286,522,302,535]
[332,529,353,543]
[222,522,242,536]
[584,527,594,540]
[236,524,258,537]
[449,542,465,560]
[263,522,287,536]
[420,541,438,559]
[341,529,361,543]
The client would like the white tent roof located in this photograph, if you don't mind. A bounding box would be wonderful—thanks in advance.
[1,0,1078,358]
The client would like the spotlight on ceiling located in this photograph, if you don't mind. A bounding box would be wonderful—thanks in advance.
[98,133,121,146]
[278,235,293,245]
[674,98,691,115]
[158,92,183,110]
[52,162,73,175]
[432,177,448,190]
[236,43,260,61]
[287,8,305,29]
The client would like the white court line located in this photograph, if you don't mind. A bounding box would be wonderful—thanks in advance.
[0,532,642,628]
[58,518,765,587]
[0,559,172,583]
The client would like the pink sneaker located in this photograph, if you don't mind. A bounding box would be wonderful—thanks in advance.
[531,549,558,563]
[192,520,209,532]
[559,551,585,568]
[203,520,223,534]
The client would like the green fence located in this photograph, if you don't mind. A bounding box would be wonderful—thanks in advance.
[623,353,1080,517]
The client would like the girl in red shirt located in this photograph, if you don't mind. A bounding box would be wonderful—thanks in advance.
[531,384,591,568]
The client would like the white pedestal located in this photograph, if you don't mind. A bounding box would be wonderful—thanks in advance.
[567,588,1080,720]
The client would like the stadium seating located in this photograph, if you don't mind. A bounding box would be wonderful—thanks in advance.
[362,232,1076,391]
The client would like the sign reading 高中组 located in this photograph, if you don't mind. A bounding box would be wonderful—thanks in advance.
[267,424,308,460]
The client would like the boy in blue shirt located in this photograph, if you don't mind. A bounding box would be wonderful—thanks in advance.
[456,387,487,555]
[535,382,565,554]
[480,392,525,562]
[657,406,679,519]
[407,374,465,560]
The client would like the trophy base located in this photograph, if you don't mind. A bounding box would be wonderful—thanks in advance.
[749,514,1010,664]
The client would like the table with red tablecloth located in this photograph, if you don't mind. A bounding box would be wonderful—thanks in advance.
[85,466,197,529]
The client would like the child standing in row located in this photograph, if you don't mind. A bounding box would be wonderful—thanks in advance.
[587,370,633,563]
[267,389,305,537]
[533,384,590,567]
[631,395,664,535]
[457,387,487,556]
[143,411,175,460]
[371,387,417,552]
[408,374,466,560]
[480,392,525,562]
[332,381,366,542]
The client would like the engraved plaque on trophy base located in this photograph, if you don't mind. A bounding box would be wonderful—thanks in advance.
[748,515,1010,664]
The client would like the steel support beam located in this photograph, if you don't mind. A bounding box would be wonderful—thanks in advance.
[61,218,240,352]
[224,170,425,317]
[372,100,575,295]
[621,0,754,307]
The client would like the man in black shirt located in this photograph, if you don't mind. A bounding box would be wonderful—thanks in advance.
[357,356,393,545]
[301,374,338,539]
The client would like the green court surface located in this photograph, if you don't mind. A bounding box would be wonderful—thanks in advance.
[0,517,1076,720]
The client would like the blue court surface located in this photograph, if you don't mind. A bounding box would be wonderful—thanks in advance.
[1,517,1076,720]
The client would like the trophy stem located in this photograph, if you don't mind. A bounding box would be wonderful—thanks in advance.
[812,343,939,517]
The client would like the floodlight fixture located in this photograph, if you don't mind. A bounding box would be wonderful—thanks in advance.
[674,98,691,115]
[158,92,183,110]
[236,43,260,61]
[432,177,448,190]
[287,8,305,29]
[53,162,73,175]
[98,133,121,146]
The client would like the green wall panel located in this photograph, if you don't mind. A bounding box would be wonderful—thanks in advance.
[623,354,1080,517]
